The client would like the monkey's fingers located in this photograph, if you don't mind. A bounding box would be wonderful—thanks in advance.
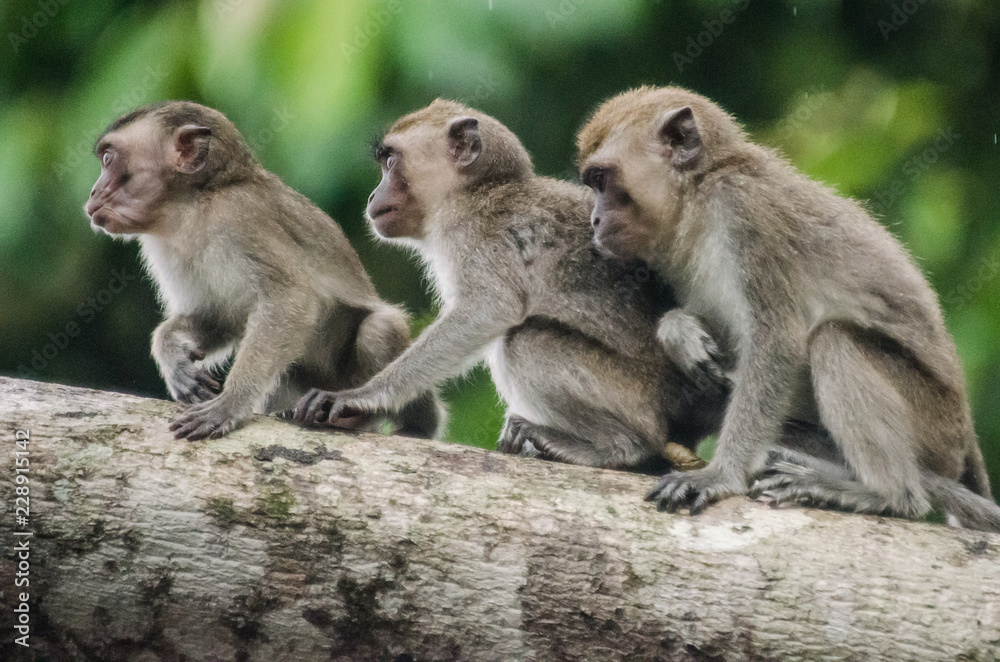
[195,371,222,393]
[185,421,220,441]
[188,348,207,362]
[207,418,239,440]
[325,401,365,426]
[188,386,218,404]
[170,415,210,440]
[702,335,726,364]
[659,485,695,513]
[645,475,673,502]
[293,389,330,424]
[689,490,718,515]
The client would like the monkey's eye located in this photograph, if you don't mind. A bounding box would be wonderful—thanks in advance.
[584,168,606,193]
[102,151,114,167]
[386,154,396,169]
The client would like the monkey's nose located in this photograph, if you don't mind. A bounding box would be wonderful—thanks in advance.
[367,191,375,205]
[591,213,601,229]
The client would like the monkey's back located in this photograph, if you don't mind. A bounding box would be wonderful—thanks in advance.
[486,176,726,455]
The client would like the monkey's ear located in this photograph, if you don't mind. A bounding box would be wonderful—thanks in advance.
[447,116,481,168]
[658,107,702,169]
[170,125,212,174]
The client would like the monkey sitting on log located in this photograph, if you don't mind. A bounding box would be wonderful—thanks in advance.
[576,86,1000,532]
[85,101,443,440]
[294,99,731,472]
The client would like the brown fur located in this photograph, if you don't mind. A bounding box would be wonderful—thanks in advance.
[296,100,732,470]
[86,101,443,440]
[578,86,996,530]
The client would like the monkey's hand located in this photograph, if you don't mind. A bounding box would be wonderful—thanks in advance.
[164,348,222,405]
[293,388,374,428]
[497,416,543,459]
[656,310,729,388]
[645,465,746,515]
[169,393,252,441]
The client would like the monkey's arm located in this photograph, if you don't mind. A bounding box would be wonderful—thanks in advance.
[649,313,805,514]
[295,297,523,426]
[152,314,232,404]
[171,293,319,440]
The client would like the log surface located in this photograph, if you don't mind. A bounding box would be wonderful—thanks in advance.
[1,376,999,662]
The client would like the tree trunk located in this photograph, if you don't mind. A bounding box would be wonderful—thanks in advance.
[1,376,998,661]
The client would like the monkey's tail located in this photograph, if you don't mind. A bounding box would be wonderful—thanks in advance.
[924,471,1000,534]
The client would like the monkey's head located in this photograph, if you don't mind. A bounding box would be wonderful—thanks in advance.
[577,86,746,261]
[85,101,259,236]
[367,99,533,241]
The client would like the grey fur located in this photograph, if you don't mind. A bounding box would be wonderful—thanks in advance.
[90,101,443,440]
[296,101,730,470]
[579,87,993,527]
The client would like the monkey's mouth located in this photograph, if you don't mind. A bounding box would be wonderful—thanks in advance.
[89,210,109,227]
[87,207,131,235]
[368,205,407,238]
[594,223,637,258]
[368,205,398,220]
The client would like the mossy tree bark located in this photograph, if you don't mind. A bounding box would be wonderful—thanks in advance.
[1,376,999,661]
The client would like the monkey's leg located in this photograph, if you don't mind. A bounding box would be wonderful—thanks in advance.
[498,414,655,468]
[749,448,902,516]
[172,296,318,440]
[808,322,931,518]
[752,448,1000,533]
[152,314,229,404]
[350,305,444,438]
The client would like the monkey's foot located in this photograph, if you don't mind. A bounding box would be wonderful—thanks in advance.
[293,388,371,428]
[750,462,914,517]
[656,310,729,388]
[497,416,544,459]
[169,395,250,441]
[166,358,221,405]
[646,466,744,515]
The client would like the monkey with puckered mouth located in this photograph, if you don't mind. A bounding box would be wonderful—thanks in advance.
[85,101,444,440]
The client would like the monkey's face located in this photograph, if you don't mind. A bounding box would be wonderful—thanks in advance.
[580,107,703,262]
[367,118,480,241]
[85,122,166,235]
[86,119,211,236]
[366,133,431,240]
[580,136,670,262]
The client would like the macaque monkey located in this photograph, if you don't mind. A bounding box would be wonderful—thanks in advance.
[577,86,1000,531]
[294,99,731,471]
[85,101,443,440]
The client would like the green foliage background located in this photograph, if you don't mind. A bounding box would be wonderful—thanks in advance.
[1,0,998,492]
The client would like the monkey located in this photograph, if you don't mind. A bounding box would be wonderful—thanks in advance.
[293,99,733,472]
[84,101,444,441]
[576,85,1000,532]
